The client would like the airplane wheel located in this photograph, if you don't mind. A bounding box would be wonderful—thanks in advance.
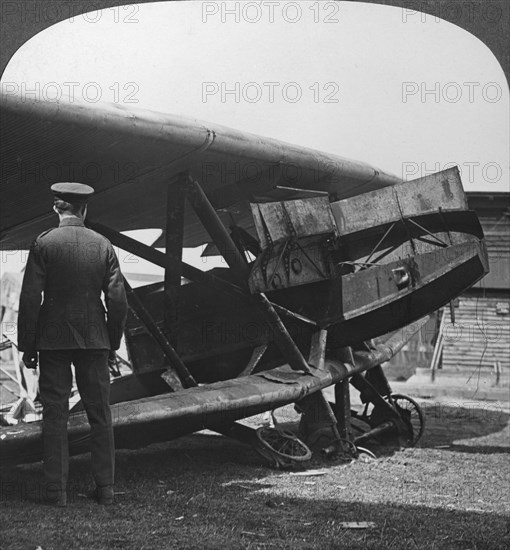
[390,393,425,446]
[255,426,312,468]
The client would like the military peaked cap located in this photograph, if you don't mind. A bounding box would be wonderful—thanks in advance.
[51,182,95,203]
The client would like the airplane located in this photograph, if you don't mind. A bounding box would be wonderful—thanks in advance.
[0,91,489,468]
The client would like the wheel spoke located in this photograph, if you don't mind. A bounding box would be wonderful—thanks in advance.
[390,393,425,445]
[256,426,312,463]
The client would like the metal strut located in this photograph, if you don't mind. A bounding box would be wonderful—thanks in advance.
[122,276,197,389]
[183,175,311,374]
[181,177,349,452]
[87,220,245,298]
[164,174,186,318]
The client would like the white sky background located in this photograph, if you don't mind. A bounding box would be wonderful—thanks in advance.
[1,0,509,277]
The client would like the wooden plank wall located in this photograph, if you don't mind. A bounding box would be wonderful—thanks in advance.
[441,296,510,377]
[470,194,510,290]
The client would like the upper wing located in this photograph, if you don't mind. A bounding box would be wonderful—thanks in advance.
[0,92,401,249]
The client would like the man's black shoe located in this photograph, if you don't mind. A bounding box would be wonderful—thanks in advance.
[44,492,67,507]
[96,485,114,505]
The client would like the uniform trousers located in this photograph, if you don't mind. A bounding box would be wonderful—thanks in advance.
[38,349,114,494]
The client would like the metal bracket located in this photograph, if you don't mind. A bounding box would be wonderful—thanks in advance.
[237,344,269,377]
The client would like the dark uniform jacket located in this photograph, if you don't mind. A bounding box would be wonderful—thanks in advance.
[18,217,128,352]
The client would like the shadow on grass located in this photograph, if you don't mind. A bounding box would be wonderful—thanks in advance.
[0,431,509,549]
[350,401,510,456]
[322,401,510,461]
[418,403,509,453]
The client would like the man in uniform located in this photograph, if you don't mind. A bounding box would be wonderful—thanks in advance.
[18,182,128,506]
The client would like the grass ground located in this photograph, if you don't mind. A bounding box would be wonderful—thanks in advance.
[1,399,509,550]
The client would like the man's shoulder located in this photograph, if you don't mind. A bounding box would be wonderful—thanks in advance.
[83,228,116,253]
[81,226,112,244]
[34,226,113,256]
[39,225,111,244]
[36,227,56,241]
[33,227,57,247]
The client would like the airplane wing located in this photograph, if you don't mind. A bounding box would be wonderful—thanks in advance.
[0,92,401,249]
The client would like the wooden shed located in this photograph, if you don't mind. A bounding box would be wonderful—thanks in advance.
[386,192,509,387]
[437,192,510,385]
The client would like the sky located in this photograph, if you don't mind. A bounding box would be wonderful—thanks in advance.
[1,0,508,276]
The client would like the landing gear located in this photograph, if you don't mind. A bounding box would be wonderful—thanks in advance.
[389,393,425,446]
[351,391,425,447]
[255,411,312,469]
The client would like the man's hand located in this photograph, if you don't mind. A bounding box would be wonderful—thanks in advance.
[108,350,117,368]
[22,351,38,370]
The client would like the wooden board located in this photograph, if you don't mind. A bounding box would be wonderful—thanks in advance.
[251,196,337,248]
[330,167,468,236]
